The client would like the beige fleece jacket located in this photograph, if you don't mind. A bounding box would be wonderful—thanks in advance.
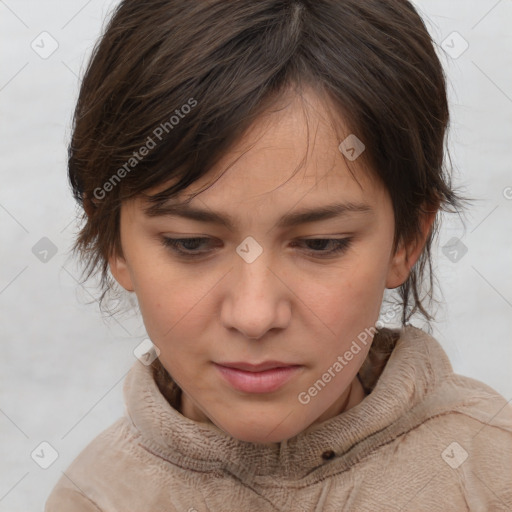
[45,325,512,511]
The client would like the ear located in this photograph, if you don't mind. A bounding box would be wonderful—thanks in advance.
[385,205,438,289]
[108,250,135,292]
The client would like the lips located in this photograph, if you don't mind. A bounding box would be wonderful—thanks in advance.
[214,361,302,394]
[218,361,296,372]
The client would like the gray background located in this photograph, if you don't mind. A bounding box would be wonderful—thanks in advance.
[1,0,511,510]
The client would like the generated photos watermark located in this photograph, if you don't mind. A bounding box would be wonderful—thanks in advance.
[297,302,401,405]
[297,325,377,405]
[93,97,198,201]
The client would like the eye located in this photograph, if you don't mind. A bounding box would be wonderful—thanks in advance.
[161,236,352,259]
[161,237,214,257]
[291,238,352,257]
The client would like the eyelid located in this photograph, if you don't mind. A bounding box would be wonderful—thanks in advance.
[160,235,353,259]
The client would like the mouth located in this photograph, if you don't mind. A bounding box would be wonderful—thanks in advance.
[214,361,303,394]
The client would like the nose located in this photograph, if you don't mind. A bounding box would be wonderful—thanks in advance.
[220,245,291,340]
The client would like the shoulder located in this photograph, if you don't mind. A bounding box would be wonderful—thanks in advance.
[394,373,512,507]
[423,371,512,437]
[387,325,512,442]
[401,366,512,450]
[45,415,186,511]
[44,417,149,510]
[359,373,512,509]
[45,484,102,512]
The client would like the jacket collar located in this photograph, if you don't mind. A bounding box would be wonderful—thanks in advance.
[123,325,453,480]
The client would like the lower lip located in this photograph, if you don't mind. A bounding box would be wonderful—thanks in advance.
[214,364,302,394]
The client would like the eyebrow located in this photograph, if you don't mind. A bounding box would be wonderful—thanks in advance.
[143,200,374,231]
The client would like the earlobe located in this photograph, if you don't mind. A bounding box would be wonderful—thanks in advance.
[109,253,135,292]
[385,241,411,289]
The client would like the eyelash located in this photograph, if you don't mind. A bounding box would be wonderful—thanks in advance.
[160,236,352,259]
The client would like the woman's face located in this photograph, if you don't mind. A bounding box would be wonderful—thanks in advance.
[109,88,429,443]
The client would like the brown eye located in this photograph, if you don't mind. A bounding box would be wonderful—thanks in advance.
[292,238,352,257]
[161,237,214,257]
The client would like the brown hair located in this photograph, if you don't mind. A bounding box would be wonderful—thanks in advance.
[67,0,468,328]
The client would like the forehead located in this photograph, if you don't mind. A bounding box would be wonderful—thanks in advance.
[136,87,387,221]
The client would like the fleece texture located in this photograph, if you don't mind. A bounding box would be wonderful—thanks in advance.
[45,325,512,511]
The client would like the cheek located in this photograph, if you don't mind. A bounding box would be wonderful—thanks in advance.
[300,252,389,335]
[134,271,211,391]
[132,257,223,346]
[129,258,191,338]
